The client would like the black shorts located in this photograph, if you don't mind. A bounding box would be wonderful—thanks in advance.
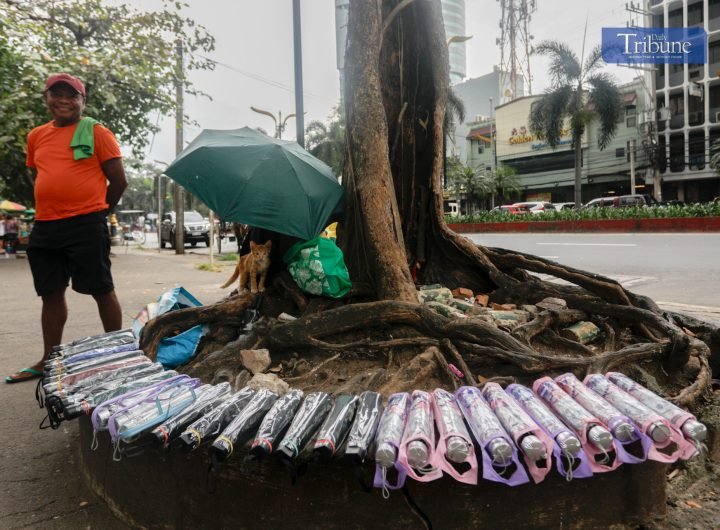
[27,212,114,296]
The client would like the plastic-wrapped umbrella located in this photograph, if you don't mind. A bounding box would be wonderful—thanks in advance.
[164,127,343,241]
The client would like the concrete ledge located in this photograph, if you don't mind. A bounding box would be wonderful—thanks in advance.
[449,216,720,233]
[76,417,667,529]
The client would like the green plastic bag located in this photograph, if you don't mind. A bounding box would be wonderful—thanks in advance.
[283,237,351,298]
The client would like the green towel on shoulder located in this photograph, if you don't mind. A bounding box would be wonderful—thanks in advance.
[71,117,100,160]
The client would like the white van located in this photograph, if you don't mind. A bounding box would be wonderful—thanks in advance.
[444,202,460,217]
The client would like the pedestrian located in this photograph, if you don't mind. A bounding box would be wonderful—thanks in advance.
[6,73,128,383]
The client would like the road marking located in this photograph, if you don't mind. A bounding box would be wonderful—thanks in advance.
[535,243,637,247]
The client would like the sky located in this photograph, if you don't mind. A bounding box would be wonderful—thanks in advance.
[132,0,641,166]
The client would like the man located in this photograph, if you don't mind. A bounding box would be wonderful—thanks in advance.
[6,73,127,383]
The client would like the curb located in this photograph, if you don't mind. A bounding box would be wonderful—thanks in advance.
[449,216,720,233]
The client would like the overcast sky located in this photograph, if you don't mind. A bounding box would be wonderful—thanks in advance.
[133,0,639,166]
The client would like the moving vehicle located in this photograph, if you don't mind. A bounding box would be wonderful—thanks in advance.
[160,210,210,248]
[511,201,556,214]
[553,202,577,211]
[494,204,529,215]
[583,197,616,209]
[444,202,460,217]
[116,210,146,244]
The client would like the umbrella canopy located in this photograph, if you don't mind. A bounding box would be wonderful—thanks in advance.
[165,127,343,241]
[0,199,27,212]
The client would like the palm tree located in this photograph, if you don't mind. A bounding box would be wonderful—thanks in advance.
[529,41,623,207]
[491,165,521,206]
[305,108,345,178]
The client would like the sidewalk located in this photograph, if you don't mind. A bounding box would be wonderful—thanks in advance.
[0,248,234,529]
[1,246,718,528]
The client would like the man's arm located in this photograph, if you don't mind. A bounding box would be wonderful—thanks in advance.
[101,157,128,212]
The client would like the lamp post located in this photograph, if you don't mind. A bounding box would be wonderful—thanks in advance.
[250,106,297,139]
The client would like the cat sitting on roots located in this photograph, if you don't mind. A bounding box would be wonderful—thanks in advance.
[221,240,272,293]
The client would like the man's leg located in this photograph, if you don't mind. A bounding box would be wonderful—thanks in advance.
[39,288,68,366]
[92,289,122,332]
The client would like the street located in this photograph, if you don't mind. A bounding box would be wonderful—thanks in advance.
[467,232,720,323]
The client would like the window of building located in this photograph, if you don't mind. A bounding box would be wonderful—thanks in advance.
[668,8,683,28]
[710,42,720,66]
[670,134,685,172]
[711,0,720,22]
[616,147,625,158]
[626,105,637,128]
[477,144,484,154]
[687,3,703,26]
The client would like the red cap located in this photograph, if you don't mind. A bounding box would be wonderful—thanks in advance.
[45,73,86,97]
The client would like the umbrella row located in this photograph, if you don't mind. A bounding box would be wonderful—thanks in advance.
[37,329,708,495]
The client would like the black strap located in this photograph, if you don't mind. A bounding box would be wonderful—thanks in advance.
[35,379,45,409]
[402,484,433,530]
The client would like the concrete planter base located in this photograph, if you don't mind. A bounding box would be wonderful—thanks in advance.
[449,216,720,233]
[76,417,666,529]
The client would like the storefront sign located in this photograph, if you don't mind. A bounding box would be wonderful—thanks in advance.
[602,27,707,64]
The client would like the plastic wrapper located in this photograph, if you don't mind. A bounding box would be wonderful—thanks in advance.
[372,392,410,493]
[44,349,145,380]
[49,329,136,359]
[64,367,174,420]
[455,386,529,486]
[210,388,279,463]
[397,390,441,482]
[46,342,139,371]
[277,392,333,460]
[43,351,149,393]
[481,383,553,484]
[556,373,650,465]
[587,374,695,461]
[108,378,202,444]
[91,375,191,436]
[344,391,383,462]
[177,387,256,451]
[507,383,593,480]
[151,382,232,447]
[431,388,477,485]
[251,389,304,458]
[313,394,358,459]
[534,376,621,473]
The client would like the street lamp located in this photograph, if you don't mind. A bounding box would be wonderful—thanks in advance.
[250,106,297,139]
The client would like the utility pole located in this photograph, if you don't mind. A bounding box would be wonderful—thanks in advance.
[174,39,185,255]
[292,0,305,147]
[250,107,296,139]
[629,138,636,193]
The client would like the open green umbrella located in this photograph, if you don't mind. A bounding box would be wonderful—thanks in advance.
[165,127,343,241]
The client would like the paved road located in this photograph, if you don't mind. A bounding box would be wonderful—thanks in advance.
[467,232,720,323]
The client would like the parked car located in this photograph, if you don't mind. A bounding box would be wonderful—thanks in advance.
[553,202,577,211]
[494,204,529,215]
[160,210,210,248]
[511,201,556,214]
[583,197,617,209]
[615,194,658,207]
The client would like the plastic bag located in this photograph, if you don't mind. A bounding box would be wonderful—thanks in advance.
[132,286,203,337]
[283,237,351,298]
[156,325,207,369]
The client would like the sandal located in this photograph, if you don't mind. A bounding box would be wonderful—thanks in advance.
[6,367,43,384]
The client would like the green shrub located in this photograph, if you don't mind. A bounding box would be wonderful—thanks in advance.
[447,203,720,224]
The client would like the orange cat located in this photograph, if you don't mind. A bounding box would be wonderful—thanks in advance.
[221,240,272,293]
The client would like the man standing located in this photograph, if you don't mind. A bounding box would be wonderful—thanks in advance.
[6,73,127,383]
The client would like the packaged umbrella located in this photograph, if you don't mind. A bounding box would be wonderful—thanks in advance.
[46,342,139,371]
[534,377,620,473]
[481,383,554,483]
[398,390,442,483]
[276,392,333,461]
[585,374,690,463]
[507,383,593,480]
[152,382,233,447]
[556,373,650,464]
[49,329,136,359]
[431,388,477,485]
[455,386,529,486]
[373,392,410,495]
[44,348,145,380]
[108,377,202,448]
[63,367,173,421]
[210,388,279,463]
[344,391,383,462]
[250,389,304,458]
[92,375,193,435]
[313,394,358,460]
[177,387,256,451]
[606,372,704,459]
[43,353,150,393]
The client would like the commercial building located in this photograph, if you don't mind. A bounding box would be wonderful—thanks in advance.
[647,0,720,202]
[464,78,652,203]
[442,0,468,84]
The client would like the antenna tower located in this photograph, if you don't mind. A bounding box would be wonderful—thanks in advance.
[497,0,536,103]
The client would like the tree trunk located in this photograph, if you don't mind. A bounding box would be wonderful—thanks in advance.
[574,135,583,208]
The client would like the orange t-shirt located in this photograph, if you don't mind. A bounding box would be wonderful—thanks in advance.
[26,120,122,220]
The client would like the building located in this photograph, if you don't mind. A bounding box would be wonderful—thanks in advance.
[464,78,652,203]
[441,0,468,84]
[334,0,349,98]
[647,0,720,202]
